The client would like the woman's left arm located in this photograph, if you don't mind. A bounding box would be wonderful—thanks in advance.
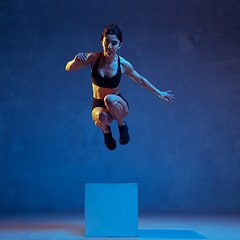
[124,60,175,102]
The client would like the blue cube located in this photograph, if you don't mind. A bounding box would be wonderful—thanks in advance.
[85,183,138,237]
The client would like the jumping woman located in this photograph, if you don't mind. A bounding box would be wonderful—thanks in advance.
[65,24,174,150]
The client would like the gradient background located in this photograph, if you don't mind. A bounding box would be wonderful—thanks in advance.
[1,0,240,211]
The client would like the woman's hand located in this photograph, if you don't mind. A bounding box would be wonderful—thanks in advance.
[158,90,175,102]
[66,53,90,71]
[74,53,88,62]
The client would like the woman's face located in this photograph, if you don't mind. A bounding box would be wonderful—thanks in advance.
[102,34,122,57]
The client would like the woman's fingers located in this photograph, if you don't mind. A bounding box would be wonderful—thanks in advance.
[160,90,175,102]
[167,95,175,102]
[77,53,84,61]
[77,53,88,62]
[166,90,175,101]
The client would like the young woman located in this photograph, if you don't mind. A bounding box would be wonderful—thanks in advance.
[65,24,174,150]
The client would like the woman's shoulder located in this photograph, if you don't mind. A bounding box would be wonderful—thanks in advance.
[87,52,101,60]
[119,56,133,72]
[87,52,101,67]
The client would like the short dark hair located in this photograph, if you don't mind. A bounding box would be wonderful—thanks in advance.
[101,24,122,43]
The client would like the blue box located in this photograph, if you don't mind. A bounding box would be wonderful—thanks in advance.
[85,183,138,237]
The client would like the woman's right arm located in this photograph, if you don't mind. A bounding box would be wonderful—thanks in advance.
[65,53,91,71]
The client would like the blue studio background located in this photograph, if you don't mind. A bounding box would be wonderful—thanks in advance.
[1,0,240,211]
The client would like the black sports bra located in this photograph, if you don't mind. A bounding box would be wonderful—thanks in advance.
[91,52,122,88]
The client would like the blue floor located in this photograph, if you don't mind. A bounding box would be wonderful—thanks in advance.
[0,211,239,240]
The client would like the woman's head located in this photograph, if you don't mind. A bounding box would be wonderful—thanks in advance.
[101,24,122,43]
[101,24,122,56]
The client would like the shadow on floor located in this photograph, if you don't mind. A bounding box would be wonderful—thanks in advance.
[138,229,207,239]
[0,224,207,239]
[0,223,85,237]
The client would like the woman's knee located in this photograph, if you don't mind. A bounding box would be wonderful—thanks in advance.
[104,95,113,107]
[104,95,122,111]
[92,108,112,125]
[95,110,108,122]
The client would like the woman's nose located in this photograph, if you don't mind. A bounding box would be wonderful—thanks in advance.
[108,43,112,49]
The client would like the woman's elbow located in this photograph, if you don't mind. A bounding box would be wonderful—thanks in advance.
[138,77,144,85]
[65,63,74,71]
[65,66,71,71]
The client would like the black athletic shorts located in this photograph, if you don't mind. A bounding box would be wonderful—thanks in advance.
[92,93,129,111]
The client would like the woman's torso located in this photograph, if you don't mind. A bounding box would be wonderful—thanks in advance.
[90,52,123,99]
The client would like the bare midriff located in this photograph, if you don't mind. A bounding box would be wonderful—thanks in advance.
[92,83,120,99]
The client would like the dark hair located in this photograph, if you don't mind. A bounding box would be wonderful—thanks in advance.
[101,24,122,43]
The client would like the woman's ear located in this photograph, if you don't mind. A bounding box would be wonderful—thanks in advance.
[118,43,122,49]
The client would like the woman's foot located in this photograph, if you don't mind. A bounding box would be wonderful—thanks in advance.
[118,122,130,145]
[103,126,116,150]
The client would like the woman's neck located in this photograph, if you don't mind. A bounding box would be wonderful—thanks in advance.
[102,53,117,65]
